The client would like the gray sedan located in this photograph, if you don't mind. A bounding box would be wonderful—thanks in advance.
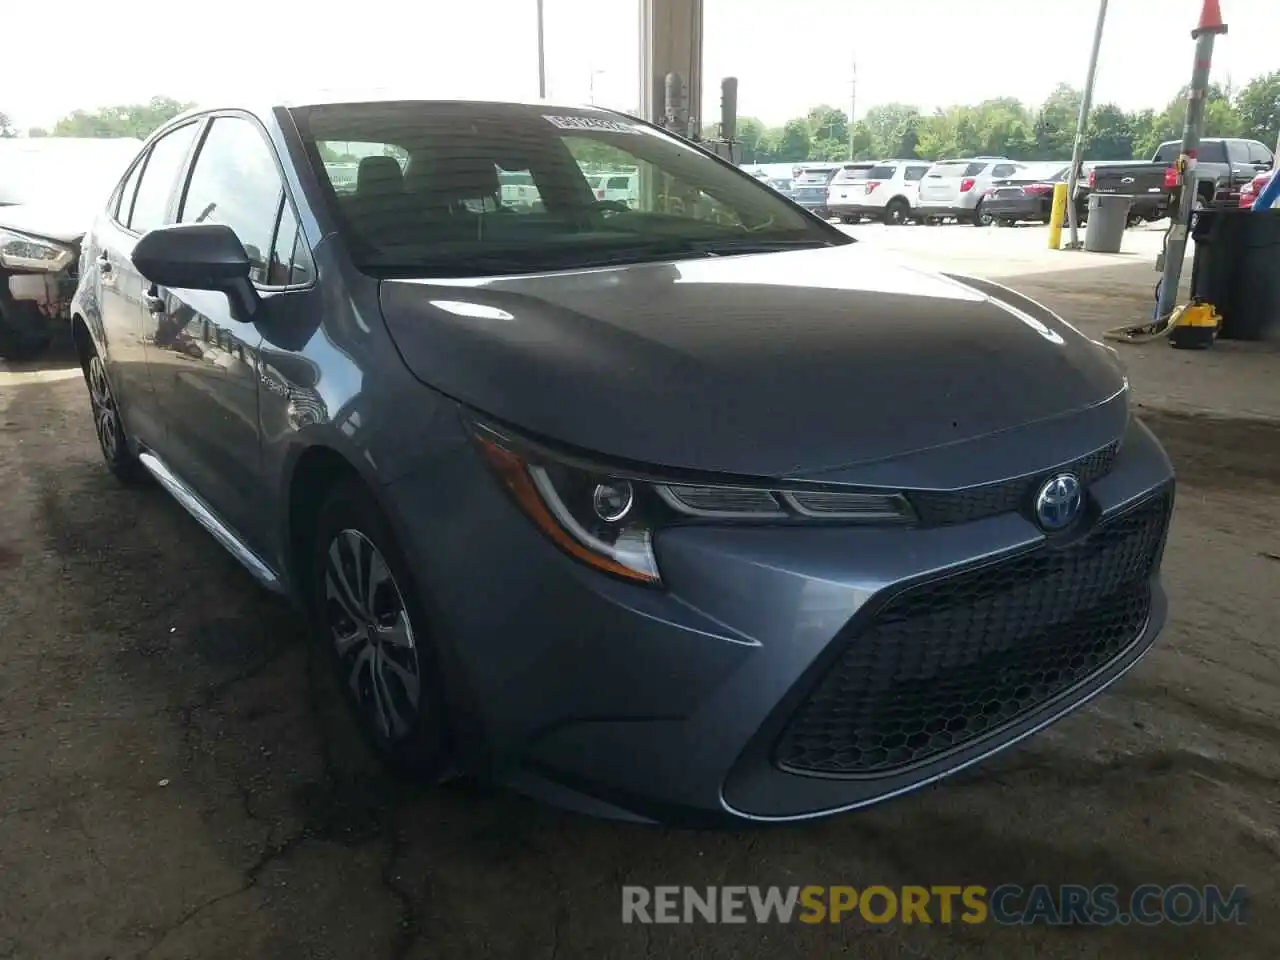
[68,97,1174,824]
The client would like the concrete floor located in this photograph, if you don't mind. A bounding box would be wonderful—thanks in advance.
[2,228,1278,958]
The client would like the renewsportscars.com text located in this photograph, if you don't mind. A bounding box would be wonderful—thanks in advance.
[621,884,1248,926]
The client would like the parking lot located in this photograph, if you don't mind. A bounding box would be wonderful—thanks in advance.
[2,224,1278,959]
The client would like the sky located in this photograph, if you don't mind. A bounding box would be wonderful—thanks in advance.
[4,0,1278,132]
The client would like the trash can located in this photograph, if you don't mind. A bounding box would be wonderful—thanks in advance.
[1083,194,1132,253]
[1190,208,1280,340]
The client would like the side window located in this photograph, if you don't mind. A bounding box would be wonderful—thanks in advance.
[130,122,200,233]
[114,157,145,225]
[1198,141,1227,163]
[905,165,929,181]
[1226,141,1249,164]
[991,163,1018,178]
[1248,142,1273,165]
[963,162,986,177]
[267,200,315,287]
[180,117,285,284]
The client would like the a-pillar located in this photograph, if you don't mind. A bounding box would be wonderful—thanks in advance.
[638,0,703,131]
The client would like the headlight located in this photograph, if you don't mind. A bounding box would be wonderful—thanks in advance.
[470,421,913,586]
[0,228,75,273]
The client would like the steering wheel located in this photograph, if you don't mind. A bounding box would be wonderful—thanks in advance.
[596,200,631,214]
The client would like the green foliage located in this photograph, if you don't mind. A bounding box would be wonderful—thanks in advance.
[734,70,1274,164]
[1235,71,1280,150]
[49,96,195,139]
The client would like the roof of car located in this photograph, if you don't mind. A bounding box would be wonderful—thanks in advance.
[158,95,630,141]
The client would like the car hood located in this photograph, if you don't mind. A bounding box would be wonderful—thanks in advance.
[378,245,1126,479]
[0,202,90,244]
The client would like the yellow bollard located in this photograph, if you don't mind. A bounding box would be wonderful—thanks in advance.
[1048,182,1068,249]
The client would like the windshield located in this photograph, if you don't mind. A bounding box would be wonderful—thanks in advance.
[291,102,845,277]
[0,138,141,209]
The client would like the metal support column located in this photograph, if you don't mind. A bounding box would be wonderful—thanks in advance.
[1154,0,1228,325]
[638,0,703,134]
[1064,0,1108,249]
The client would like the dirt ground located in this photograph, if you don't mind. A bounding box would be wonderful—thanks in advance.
[2,263,1279,959]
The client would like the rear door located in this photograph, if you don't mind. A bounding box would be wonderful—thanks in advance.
[919,160,973,203]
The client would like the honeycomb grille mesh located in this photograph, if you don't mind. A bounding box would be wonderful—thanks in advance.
[774,489,1170,778]
[908,441,1120,526]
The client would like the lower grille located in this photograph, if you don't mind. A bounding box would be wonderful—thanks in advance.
[774,489,1170,778]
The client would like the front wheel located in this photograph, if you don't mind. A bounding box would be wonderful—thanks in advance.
[310,479,450,779]
[973,203,994,226]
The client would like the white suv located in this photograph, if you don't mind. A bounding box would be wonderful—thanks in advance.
[826,160,932,224]
[916,157,1029,225]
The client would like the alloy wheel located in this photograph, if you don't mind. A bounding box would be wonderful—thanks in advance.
[324,529,422,743]
[87,355,119,462]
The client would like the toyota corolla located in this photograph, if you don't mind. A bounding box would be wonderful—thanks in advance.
[70,97,1174,824]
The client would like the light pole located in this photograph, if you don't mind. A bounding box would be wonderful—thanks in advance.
[848,58,857,161]
[1065,0,1108,249]
[589,68,606,104]
[536,0,547,98]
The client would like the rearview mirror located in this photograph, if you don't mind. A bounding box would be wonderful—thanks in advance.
[132,223,259,320]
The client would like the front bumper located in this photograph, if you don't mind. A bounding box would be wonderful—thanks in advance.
[3,266,78,325]
[389,414,1174,824]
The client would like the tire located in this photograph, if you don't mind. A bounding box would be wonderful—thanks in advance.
[83,350,147,484]
[0,303,52,362]
[840,215,859,224]
[309,478,449,779]
[883,198,909,225]
[973,202,994,226]
[995,218,1014,227]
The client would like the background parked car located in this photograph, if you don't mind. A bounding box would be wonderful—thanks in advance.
[916,157,1029,225]
[826,160,930,224]
[789,162,857,217]
[0,137,141,359]
[1089,137,1274,218]
[982,162,1091,226]
[1238,168,1275,208]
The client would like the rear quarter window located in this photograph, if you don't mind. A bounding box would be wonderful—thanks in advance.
[867,165,896,179]
[904,165,929,181]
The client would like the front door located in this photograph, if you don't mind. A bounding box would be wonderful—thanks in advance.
[143,114,293,552]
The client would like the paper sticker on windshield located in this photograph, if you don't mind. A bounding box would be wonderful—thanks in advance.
[543,114,639,134]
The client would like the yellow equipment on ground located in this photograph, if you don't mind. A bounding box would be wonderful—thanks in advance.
[1104,298,1221,349]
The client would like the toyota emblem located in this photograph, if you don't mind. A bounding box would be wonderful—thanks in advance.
[1035,474,1083,531]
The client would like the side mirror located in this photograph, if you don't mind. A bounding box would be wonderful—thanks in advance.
[132,223,259,321]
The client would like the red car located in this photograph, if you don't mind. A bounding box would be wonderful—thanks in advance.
[1238,169,1275,208]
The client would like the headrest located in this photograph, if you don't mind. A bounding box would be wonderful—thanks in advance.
[356,155,404,194]
[416,154,501,204]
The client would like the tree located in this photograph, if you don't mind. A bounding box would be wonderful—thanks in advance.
[1235,70,1280,151]
[805,105,848,146]
[27,127,49,138]
[862,104,921,159]
[735,117,768,162]
[51,96,195,139]
[1087,103,1134,161]
[1034,84,1084,158]
[0,112,15,138]
[774,118,812,163]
